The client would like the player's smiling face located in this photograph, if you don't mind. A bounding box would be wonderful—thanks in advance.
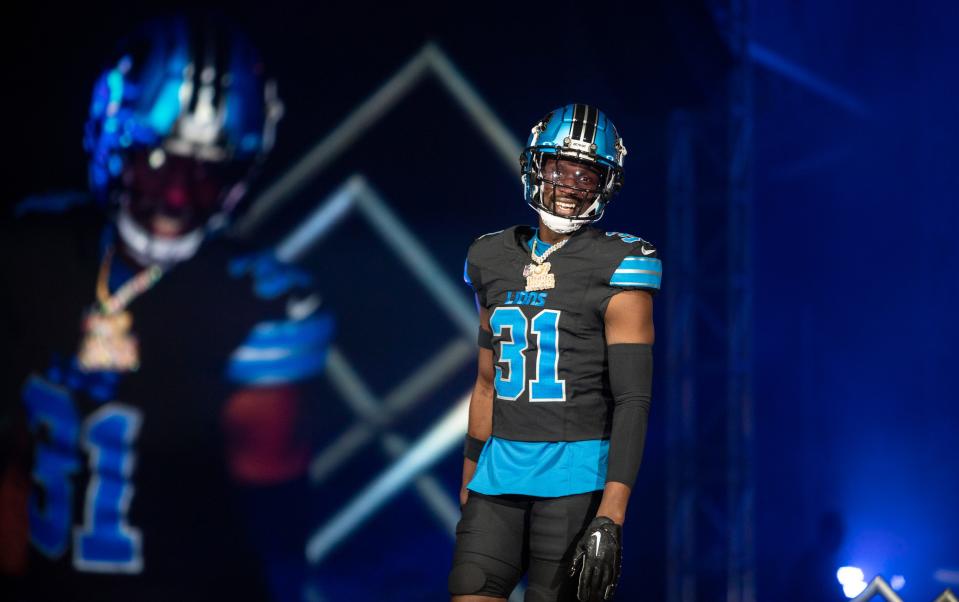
[541,157,603,217]
[120,148,242,238]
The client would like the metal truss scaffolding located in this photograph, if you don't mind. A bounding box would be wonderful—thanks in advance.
[666,1,755,601]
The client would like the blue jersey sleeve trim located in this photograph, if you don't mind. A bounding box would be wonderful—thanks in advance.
[226,314,333,386]
[610,256,662,289]
[227,350,328,386]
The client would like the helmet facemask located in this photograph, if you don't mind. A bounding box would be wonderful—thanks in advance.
[522,150,621,234]
[119,147,250,234]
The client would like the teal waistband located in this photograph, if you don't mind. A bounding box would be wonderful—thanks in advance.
[467,436,609,497]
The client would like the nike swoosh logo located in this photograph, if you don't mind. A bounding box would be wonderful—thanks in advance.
[641,246,655,256]
[287,294,322,320]
[591,531,602,555]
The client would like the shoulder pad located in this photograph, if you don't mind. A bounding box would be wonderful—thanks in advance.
[604,232,661,290]
[475,229,505,242]
[225,249,331,386]
[466,228,507,271]
[604,231,657,254]
[226,312,333,386]
[469,228,507,252]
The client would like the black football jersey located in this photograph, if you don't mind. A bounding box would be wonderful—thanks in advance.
[465,225,661,442]
[0,199,331,601]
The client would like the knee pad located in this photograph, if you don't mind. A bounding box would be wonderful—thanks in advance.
[448,562,488,595]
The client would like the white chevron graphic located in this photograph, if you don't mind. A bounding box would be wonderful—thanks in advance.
[235,41,521,236]
[256,44,525,601]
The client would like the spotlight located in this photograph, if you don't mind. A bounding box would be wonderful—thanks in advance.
[837,566,867,599]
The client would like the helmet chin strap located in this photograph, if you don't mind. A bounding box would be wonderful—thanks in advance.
[535,196,605,235]
[537,208,585,234]
[117,208,204,268]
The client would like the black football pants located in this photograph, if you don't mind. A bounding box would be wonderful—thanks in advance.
[449,490,602,601]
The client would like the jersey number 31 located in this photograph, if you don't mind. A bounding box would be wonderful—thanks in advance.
[23,376,143,574]
[490,307,566,402]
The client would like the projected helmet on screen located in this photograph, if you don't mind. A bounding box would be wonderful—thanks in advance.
[520,103,626,234]
[84,16,283,265]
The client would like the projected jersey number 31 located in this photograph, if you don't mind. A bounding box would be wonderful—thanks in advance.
[23,376,143,574]
[490,307,566,402]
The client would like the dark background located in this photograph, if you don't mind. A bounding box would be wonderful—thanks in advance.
[4,1,957,600]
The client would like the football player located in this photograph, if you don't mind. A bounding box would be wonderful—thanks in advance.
[0,18,331,601]
[449,104,659,601]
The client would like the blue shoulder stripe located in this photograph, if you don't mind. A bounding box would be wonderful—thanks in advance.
[610,255,662,289]
[463,258,472,286]
[227,314,334,386]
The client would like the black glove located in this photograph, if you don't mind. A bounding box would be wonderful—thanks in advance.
[570,516,623,601]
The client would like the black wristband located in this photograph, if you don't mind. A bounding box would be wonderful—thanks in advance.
[464,434,486,462]
[477,327,493,350]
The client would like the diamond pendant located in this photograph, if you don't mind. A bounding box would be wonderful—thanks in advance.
[525,261,556,291]
[77,308,140,372]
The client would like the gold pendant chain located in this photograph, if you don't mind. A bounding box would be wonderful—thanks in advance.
[530,236,569,265]
[77,246,165,372]
[524,235,569,292]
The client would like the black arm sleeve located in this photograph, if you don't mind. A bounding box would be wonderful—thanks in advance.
[605,344,653,488]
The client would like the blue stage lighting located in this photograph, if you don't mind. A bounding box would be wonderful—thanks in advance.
[934,569,959,586]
